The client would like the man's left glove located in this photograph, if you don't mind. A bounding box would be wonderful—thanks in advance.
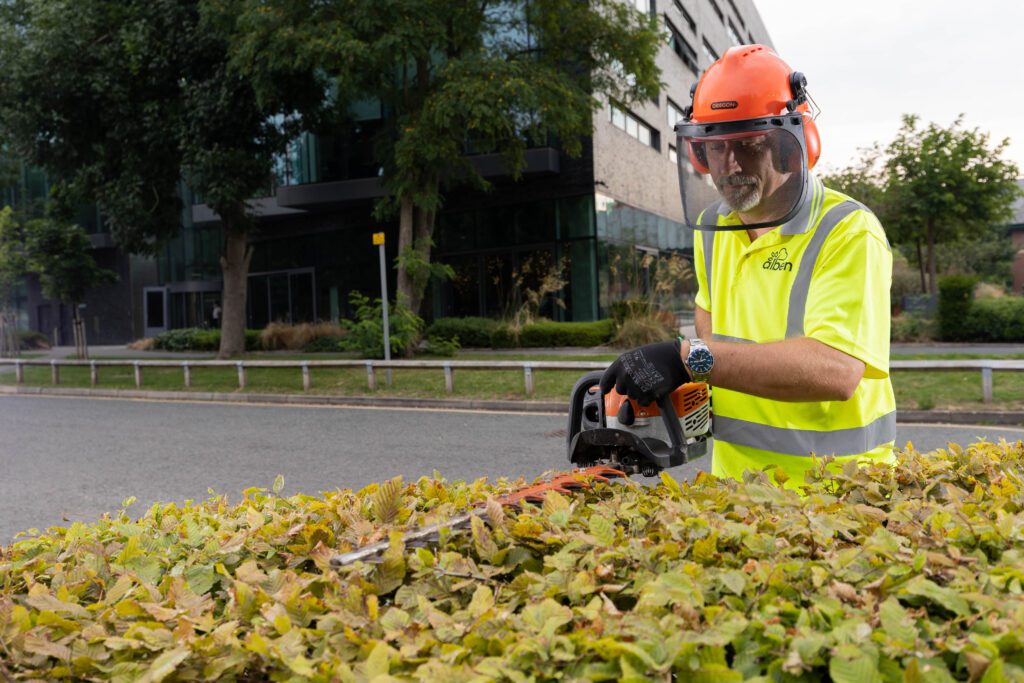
[599,339,690,406]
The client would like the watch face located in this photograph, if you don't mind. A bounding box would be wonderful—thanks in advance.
[689,348,714,374]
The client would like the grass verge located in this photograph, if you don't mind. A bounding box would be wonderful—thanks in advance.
[3,354,1023,411]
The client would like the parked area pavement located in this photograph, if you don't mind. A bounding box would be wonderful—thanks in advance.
[3,394,1023,544]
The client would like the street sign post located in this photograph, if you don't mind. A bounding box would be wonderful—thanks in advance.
[373,232,392,385]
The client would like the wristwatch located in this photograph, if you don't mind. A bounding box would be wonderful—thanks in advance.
[685,337,715,383]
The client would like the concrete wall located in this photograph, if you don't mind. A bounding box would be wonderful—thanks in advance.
[592,0,774,228]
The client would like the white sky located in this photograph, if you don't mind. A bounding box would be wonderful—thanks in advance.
[754,0,1024,175]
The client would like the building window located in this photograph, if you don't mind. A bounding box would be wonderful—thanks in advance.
[672,0,696,31]
[667,98,686,129]
[726,0,745,27]
[702,38,718,65]
[665,17,698,73]
[707,0,724,23]
[610,104,660,151]
[727,20,742,45]
[669,145,678,163]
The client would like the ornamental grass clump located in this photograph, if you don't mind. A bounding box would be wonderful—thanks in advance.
[3,440,1024,681]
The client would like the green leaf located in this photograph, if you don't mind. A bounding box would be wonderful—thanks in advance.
[829,653,882,683]
[903,576,971,616]
[272,474,284,494]
[588,514,615,546]
[879,597,917,645]
[139,647,190,683]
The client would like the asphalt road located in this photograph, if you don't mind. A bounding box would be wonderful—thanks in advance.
[3,395,1023,544]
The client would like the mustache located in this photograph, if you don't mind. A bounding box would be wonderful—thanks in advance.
[719,175,757,186]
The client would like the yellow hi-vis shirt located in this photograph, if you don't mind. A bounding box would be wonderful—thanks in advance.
[693,176,897,486]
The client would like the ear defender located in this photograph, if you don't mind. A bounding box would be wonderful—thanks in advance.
[688,141,710,174]
[684,81,710,173]
[787,71,820,169]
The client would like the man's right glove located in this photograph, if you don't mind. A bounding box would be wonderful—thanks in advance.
[599,339,690,406]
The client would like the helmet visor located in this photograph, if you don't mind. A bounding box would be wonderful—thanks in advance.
[675,121,809,231]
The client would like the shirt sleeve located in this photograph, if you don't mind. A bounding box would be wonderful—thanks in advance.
[693,231,711,313]
[803,222,892,379]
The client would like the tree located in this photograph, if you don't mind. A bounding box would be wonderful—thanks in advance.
[824,118,1022,295]
[881,115,1020,294]
[233,0,662,316]
[0,0,326,356]
[0,206,26,356]
[25,218,116,357]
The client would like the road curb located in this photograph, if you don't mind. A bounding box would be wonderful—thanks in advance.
[0,385,565,413]
[2,385,1023,425]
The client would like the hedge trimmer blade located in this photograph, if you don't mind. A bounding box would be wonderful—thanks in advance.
[329,465,627,568]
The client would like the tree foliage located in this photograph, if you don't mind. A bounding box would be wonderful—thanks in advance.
[25,218,116,307]
[0,206,26,356]
[233,0,664,315]
[0,0,326,355]
[825,115,1021,294]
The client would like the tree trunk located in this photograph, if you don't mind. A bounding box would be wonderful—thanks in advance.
[0,308,17,358]
[409,204,436,316]
[926,218,938,295]
[218,227,253,358]
[395,195,415,309]
[915,238,926,294]
[394,176,440,318]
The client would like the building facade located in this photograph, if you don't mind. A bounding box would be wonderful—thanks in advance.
[32,1,777,342]
[1010,180,1024,294]
[1,162,159,346]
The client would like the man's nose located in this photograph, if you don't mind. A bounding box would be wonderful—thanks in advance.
[721,143,743,172]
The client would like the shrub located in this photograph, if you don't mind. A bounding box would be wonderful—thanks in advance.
[126,337,156,351]
[489,323,517,348]
[4,441,1024,680]
[890,313,937,342]
[422,334,460,357]
[961,297,1024,342]
[303,335,345,353]
[260,322,346,351]
[609,299,653,326]
[517,319,615,347]
[340,291,424,358]
[426,317,499,348]
[937,275,977,341]
[153,328,261,352]
[16,330,49,350]
[612,315,676,348]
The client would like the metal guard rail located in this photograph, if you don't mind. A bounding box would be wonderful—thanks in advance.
[2,358,1022,402]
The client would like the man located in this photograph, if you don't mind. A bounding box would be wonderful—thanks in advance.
[600,45,896,487]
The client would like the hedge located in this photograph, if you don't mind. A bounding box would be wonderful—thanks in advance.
[429,318,616,349]
[489,319,616,348]
[153,328,261,352]
[4,441,1024,680]
[426,317,500,348]
[937,276,977,341]
[961,298,1024,342]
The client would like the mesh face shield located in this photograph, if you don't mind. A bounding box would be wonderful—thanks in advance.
[675,115,811,231]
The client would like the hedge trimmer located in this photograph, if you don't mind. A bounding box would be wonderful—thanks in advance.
[330,371,712,568]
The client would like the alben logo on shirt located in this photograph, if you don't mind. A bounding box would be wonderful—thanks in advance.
[762,248,793,272]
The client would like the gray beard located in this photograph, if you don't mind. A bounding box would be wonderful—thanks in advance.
[722,183,762,212]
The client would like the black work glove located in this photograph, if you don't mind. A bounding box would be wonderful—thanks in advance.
[599,339,690,406]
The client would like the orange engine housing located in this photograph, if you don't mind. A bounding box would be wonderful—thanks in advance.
[604,382,710,420]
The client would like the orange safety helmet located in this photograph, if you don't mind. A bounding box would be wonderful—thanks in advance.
[684,45,820,173]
